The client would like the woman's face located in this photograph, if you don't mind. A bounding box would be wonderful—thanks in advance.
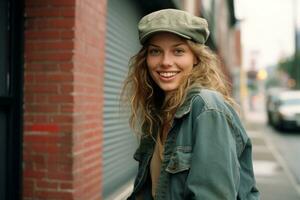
[146,32,197,94]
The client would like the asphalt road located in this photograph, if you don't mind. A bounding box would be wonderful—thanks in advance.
[265,124,300,185]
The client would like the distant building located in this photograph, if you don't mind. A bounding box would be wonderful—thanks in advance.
[199,0,242,103]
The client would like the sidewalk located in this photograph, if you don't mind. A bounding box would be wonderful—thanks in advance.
[244,109,300,200]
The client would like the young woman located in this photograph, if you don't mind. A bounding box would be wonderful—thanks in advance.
[123,9,260,200]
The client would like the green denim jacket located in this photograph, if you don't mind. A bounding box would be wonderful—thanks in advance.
[127,88,260,200]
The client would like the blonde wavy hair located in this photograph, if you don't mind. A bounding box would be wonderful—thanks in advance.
[121,39,237,137]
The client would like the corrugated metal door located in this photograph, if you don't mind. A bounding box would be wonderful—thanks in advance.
[103,0,142,198]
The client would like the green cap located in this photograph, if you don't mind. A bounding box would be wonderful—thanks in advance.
[138,9,210,44]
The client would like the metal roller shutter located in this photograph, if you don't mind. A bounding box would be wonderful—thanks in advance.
[103,0,142,198]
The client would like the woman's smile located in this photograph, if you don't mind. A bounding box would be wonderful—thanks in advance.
[157,71,180,79]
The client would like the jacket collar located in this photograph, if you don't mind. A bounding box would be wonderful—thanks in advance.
[174,87,202,119]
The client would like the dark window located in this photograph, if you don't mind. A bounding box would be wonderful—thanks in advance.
[0,0,9,95]
[0,0,23,199]
[0,111,7,199]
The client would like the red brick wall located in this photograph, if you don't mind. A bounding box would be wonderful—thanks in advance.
[23,0,107,199]
[72,0,106,199]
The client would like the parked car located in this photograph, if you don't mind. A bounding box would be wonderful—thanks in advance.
[265,87,287,125]
[269,90,300,130]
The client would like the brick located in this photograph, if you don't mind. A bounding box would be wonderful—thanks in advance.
[47,155,72,165]
[23,160,34,171]
[28,41,74,52]
[29,143,62,154]
[30,115,49,123]
[24,73,35,82]
[47,163,59,172]
[24,114,35,123]
[25,30,61,40]
[60,105,74,113]
[47,171,72,181]
[23,179,34,190]
[61,7,75,17]
[23,187,34,198]
[60,182,73,190]
[59,63,73,72]
[60,85,73,94]
[26,0,50,6]
[26,63,59,71]
[50,115,73,123]
[35,162,48,171]
[48,74,74,82]
[49,94,73,103]
[60,30,74,39]
[31,17,74,30]
[36,180,58,189]
[47,18,74,29]
[35,95,48,104]
[23,153,45,163]
[34,74,73,83]
[25,85,58,93]
[28,124,60,132]
[24,135,62,144]
[25,104,59,113]
[23,169,46,179]
[60,124,73,132]
[26,52,73,62]
[26,7,61,18]
[52,0,75,6]
[35,190,73,199]
[24,94,34,103]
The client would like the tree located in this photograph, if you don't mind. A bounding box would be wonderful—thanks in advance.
[278,53,300,84]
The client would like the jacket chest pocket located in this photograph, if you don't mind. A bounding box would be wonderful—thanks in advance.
[166,146,192,174]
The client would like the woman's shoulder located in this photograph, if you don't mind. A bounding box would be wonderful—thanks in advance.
[175,88,232,118]
[191,88,227,111]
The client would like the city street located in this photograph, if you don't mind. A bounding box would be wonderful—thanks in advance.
[244,98,300,199]
[265,124,300,185]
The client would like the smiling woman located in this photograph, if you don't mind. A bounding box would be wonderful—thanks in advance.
[122,9,260,199]
[146,33,197,94]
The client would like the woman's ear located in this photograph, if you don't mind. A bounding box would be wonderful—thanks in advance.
[193,57,199,66]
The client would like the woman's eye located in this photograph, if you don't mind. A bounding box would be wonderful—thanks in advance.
[148,49,161,56]
[174,49,184,55]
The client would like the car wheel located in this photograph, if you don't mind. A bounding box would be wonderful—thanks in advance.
[267,112,273,125]
[272,113,284,130]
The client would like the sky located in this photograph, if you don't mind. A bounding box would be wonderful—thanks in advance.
[235,0,300,70]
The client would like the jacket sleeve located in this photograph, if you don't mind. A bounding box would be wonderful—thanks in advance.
[185,110,240,199]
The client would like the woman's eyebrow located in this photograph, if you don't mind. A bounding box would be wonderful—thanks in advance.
[172,43,185,47]
[148,44,160,48]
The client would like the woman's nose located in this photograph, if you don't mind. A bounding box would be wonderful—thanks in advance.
[161,53,173,67]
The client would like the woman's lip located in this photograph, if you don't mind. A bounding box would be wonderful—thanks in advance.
[157,71,179,80]
[157,71,180,77]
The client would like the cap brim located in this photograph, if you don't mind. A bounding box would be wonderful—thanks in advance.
[140,29,192,44]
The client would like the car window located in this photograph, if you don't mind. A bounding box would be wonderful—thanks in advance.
[282,98,300,106]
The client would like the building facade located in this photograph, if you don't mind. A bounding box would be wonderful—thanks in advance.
[200,0,243,103]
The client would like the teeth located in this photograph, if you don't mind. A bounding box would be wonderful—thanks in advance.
[159,72,178,78]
